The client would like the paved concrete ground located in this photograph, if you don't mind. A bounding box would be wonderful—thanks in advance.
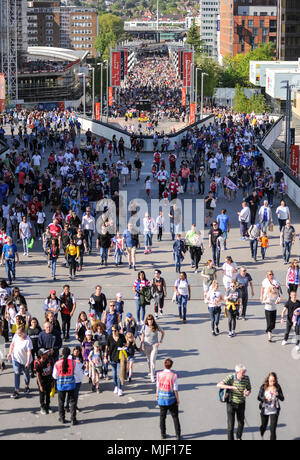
[0,128,300,440]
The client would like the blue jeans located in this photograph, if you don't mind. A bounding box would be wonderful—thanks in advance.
[174,253,181,272]
[110,361,121,389]
[100,247,108,263]
[261,247,267,259]
[144,232,153,247]
[212,245,221,267]
[84,230,93,252]
[51,258,57,277]
[115,248,122,264]
[135,298,146,323]
[22,237,29,254]
[250,239,258,260]
[5,258,15,283]
[177,295,188,320]
[283,241,292,263]
[208,306,221,331]
[12,360,30,391]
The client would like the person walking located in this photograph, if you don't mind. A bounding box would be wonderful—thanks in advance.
[257,372,284,440]
[19,216,32,257]
[59,285,76,341]
[151,269,167,319]
[280,219,296,264]
[34,348,54,415]
[285,260,299,296]
[217,364,251,441]
[174,272,191,324]
[1,236,19,285]
[143,212,156,254]
[48,237,60,281]
[52,347,79,425]
[247,223,261,262]
[104,326,126,396]
[276,200,290,232]
[156,358,181,440]
[224,281,242,337]
[81,207,95,254]
[222,256,238,294]
[65,238,80,279]
[172,234,186,273]
[281,290,300,346]
[216,209,230,250]
[133,271,151,325]
[262,285,281,342]
[237,201,250,240]
[123,223,139,270]
[208,222,223,268]
[140,314,165,383]
[7,325,33,399]
[236,266,255,320]
[206,280,223,336]
[258,201,272,234]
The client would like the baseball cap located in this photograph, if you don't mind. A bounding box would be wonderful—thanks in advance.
[85,330,93,336]
[38,348,50,358]
[126,313,133,318]
[50,290,56,295]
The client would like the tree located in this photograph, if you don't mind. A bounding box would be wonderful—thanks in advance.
[94,14,125,61]
[186,21,204,54]
[194,55,222,98]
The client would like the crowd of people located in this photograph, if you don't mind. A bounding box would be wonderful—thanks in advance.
[0,53,299,439]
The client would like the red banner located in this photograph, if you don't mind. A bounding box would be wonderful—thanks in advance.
[290,145,299,177]
[0,73,5,112]
[58,101,65,112]
[111,51,121,87]
[95,102,101,120]
[182,87,186,107]
[108,86,113,106]
[189,102,195,124]
[183,52,192,87]
[124,50,128,77]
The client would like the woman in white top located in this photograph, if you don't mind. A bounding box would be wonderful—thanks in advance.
[276,200,290,232]
[143,212,155,254]
[206,280,223,336]
[262,285,281,342]
[260,271,280,303]
[7,325,33,398]
[222,256,238,293]
[174,272,191,324]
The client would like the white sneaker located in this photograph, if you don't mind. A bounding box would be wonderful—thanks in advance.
[296,345,300,351]
[113,386,118,394]
[281,340,288,346]
[118,388,123,396]
[23,252,26,256]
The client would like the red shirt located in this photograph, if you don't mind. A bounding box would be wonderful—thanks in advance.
[49,223,62,238]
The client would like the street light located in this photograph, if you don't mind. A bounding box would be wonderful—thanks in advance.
[104,59,109,123]
[195,67,201,117]
[97,62,103,121]
[88,66,95,120]
[200,72,208,120]
[78,73,86,117]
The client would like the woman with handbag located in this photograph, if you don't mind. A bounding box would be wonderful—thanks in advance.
[133,271,151,325]
[257,372,284,440]
[139,314,165,383]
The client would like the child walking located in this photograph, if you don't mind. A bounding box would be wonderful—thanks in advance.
[260,231,269,260]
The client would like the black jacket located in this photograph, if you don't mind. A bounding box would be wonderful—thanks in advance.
[257,384,284,414]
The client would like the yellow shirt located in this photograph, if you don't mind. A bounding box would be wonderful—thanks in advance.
[65,244,79,257]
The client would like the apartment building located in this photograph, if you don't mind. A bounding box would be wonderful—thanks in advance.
[27,1,98,57]
[199,0,220,59]
[277,0,300,61]
[219,0,277,60]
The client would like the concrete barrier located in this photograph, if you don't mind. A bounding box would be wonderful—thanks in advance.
[77,114,214,153]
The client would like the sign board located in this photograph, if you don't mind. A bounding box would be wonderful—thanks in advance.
[266,69,300,100]
[189,102,195,124]
[0,73,5,112]
[58,101,65,112]
[290,145,299,177]
[111,51,121,87]
[183,51,192,87]
[249,61,298,87]
[108,86,113,106]
[95,102,101,120]
[182,87,186,107]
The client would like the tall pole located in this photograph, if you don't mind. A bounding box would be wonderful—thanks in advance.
[104,59,108,123]
[195,68,199,117]
[83,74,86,117]
[200,72,208,120]
[100,62,103,121]
[92,67,95,120]
[282,80,292,166]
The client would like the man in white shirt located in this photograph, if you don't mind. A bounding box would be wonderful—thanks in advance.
[82,207,95,254]
[238,201,250,240]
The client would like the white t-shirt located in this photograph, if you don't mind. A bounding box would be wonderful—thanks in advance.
[175,279,190,296]
[207,289,222,308]
[276,206,290,220]
[19,221,32,239]
[11,334,33,365]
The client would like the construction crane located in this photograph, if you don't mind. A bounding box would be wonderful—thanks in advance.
[0,0,18,102]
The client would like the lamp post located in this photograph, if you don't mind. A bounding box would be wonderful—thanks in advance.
[97,62,103,121]
[195,67,200,117]
[104,59,109,123]
[89,66,95,120]
[200,72,208,120]
[78,73,86,117]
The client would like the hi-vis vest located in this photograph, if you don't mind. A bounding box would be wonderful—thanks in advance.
[55,358,76,391]
[157,371,177,406]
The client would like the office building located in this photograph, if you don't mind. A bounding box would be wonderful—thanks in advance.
[277,0,300,61]
[199,0,220,59]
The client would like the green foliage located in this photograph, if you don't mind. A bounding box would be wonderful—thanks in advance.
[94,14,125,62]
[194,55,222,98]
[233,85,266,113]
[222,42,276,87]
[186,21,204,54]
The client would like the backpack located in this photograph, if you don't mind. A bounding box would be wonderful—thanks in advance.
[219,374,234,403]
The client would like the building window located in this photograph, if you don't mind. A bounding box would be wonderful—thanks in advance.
[248,20,254,27]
